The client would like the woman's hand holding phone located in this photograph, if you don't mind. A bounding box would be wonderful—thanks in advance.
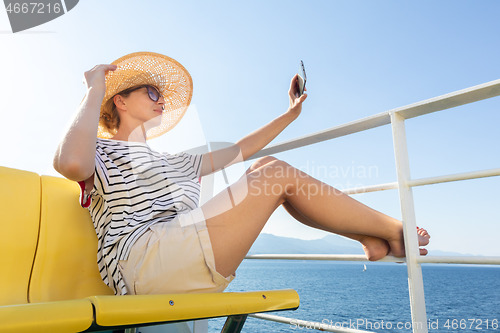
[296,60,306,97]
[286,61,308,119]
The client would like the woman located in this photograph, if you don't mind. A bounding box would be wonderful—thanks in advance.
[53,52,430,296]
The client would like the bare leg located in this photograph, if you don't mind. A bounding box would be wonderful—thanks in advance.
[252,156,430,261]
[246,157,391,261]
[202,157,430,278]
[281,200,391,260]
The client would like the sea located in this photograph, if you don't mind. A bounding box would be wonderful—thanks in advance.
[207,260,500,333]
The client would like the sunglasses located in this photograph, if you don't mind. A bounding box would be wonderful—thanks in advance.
[122,85,163,102]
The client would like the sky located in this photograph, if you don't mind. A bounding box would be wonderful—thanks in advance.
[0,0,499,256]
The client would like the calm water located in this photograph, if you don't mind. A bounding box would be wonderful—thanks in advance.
[208,260,500,332]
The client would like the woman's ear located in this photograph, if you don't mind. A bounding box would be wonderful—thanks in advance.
[113,95,126,110]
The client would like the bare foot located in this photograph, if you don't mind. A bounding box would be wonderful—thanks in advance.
[359,235,390,261]
[388,225,431,257]
[417,227,430,246]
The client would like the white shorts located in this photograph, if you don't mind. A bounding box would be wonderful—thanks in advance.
[118,208,236,295]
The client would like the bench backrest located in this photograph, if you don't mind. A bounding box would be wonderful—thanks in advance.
[0,167,113,306]
[30,174,113,302]
[0,167,40,305]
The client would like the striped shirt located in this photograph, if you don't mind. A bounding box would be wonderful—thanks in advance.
[80,138,203,295]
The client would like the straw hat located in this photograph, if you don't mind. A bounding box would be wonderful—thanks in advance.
[98,51,193,140]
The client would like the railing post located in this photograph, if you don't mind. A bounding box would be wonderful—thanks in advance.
[390,111,428,333]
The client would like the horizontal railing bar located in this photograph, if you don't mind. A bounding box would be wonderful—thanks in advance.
[417,256,500,265]
[244,254,404,262]
[340,167,500,195]
[249,313,375,333]
[249,112,391,159]
[247,79,500,160]
[342,182,398,195]
[390,78,500,120]
[407,167,500,187]
[245,254,500,265]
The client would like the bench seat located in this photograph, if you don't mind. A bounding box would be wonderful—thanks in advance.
[0,166,299,332]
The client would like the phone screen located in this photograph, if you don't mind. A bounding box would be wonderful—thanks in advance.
[297,60,307,96]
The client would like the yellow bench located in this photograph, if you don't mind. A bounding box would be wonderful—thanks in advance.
[0,166,299,332]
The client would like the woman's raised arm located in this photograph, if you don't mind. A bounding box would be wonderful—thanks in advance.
[53,64,117,181]
[198,74,308,177]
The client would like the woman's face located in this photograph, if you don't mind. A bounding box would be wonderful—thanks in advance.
[117,85,166,129]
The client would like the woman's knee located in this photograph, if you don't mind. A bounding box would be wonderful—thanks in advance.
[249,157,295,178]
[248,159,295,191]
[249,156,279,171]
[248,158,296,204]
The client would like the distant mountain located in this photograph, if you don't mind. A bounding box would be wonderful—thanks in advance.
[248,233,364,255]
[248,233,467,256]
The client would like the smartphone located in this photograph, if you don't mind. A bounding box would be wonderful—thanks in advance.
[296,60,307,97]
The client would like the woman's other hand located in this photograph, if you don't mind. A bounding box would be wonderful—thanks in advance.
[83,64,117,91]
[54,64,117,181]
[287,74,308,119]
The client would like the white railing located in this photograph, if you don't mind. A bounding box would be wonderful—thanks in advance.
[245,254,500,265]
[204,78,500,333]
